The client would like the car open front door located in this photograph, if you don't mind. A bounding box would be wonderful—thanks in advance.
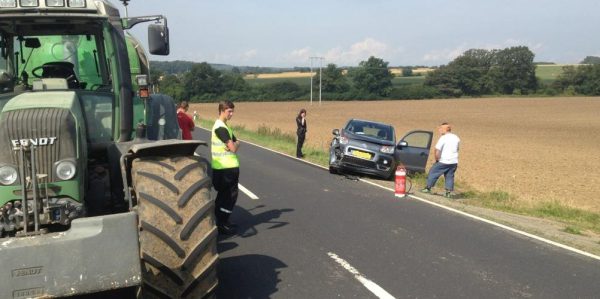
[395,130,433,173]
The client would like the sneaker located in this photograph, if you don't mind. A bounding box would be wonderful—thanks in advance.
[217,224,237,235]
[444,191,453,199]
[420,188,431,194]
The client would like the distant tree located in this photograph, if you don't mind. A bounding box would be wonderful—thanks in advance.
[222,71,249,92]
[320,64,350,93]
[149,68,164,92]
[488,46,537,94]
[554,64,600,95]
[426,46,537,96]
[349,56,394,96]
[258,81,305,100]
[581,56,600,64]
[425,49,494,96]
[424,65,463,97]
[159,74,185,100]
[182,62,225,99]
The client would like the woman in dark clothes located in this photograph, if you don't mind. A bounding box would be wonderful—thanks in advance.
[296,108,307,158]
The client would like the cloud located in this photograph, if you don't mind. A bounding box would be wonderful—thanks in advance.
[423,46,467,64]
[289,47,312,59]
[323,38,392,65]
[282,38,395,66]
[242,49,258,60]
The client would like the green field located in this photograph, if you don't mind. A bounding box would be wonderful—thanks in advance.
[244,65,576,87]
[245,76,311,87]
[535,64,569,84]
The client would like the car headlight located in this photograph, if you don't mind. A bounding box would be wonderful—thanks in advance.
[380,146,394,154]
[55,160,76,180]
[0,166,18,185]
[339,136,349,145]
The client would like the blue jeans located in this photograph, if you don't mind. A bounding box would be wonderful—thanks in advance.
[426,162,458,191]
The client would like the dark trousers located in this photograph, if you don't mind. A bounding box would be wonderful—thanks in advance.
[296,133,305,157]
[212,167,239,225]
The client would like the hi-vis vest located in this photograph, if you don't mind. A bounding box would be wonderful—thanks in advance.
[211,119,240,169]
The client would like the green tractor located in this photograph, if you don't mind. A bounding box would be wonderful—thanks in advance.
[0,1,218,298]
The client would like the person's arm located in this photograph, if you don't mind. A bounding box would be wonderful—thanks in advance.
[226,140,240,153]
[188,115,195,131]
[434,136,444,162]
[216,128,239,153]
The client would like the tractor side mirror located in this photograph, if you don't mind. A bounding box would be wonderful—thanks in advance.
[332,129,340,136]
[397,140,408,149]
[148,24,169,55]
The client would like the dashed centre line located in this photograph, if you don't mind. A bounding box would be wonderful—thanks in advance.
[238,183,259,200]
[328,252,395,299]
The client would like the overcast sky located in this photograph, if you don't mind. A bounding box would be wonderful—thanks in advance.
[124,0,600,67]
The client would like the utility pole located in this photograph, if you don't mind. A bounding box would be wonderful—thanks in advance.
[120,0,130,17]
[309,56,324,105]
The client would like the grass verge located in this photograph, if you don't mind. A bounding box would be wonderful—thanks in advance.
[197,119,600,235]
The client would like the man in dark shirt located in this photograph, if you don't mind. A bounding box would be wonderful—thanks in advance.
[211,101,240,235]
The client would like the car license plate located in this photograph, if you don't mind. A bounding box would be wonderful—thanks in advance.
[352,150,371,160]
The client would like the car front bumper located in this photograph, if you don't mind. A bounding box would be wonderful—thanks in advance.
[335,145,396,178]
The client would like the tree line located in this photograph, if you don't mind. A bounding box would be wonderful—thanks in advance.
[150,47,600,102]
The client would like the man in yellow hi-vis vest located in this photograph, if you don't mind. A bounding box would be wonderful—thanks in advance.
[211,100,240,235]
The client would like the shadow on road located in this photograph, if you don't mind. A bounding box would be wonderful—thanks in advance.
[223,205,294,238]
[216,254,287,299]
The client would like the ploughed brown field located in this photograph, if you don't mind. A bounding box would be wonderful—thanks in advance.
[190,97,600,213]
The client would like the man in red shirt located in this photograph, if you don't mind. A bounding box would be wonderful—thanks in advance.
[177,101,195,140]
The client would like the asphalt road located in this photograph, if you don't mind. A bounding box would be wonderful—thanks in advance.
[193,127,600,299]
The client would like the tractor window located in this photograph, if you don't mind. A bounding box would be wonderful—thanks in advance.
[16,34,105,90]
[0,55,9,91]
[78,91,114,143]
[0,38,11,92]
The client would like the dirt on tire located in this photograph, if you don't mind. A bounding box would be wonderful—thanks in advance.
[132,155,217,299]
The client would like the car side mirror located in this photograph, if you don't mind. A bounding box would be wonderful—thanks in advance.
[397,141,408,149]
[332,129,340,136]
[148,24,170,55]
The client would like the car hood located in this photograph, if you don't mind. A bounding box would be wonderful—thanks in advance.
[343,130,395,146]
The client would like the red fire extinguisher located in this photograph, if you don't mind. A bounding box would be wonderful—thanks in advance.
[395,165,406,198]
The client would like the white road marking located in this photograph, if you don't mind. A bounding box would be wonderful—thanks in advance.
[328,252,395,299]
[238,183,259,200]
[198,127,600,262]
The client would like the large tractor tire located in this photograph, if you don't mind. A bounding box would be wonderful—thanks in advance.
[131,156,218,299]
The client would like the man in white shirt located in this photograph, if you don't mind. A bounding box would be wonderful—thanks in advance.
[421,122,460,198]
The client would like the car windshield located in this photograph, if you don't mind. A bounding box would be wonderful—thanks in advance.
[345,120,394,141]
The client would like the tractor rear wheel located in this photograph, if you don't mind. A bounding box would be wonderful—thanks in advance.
[132,156,217,299]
